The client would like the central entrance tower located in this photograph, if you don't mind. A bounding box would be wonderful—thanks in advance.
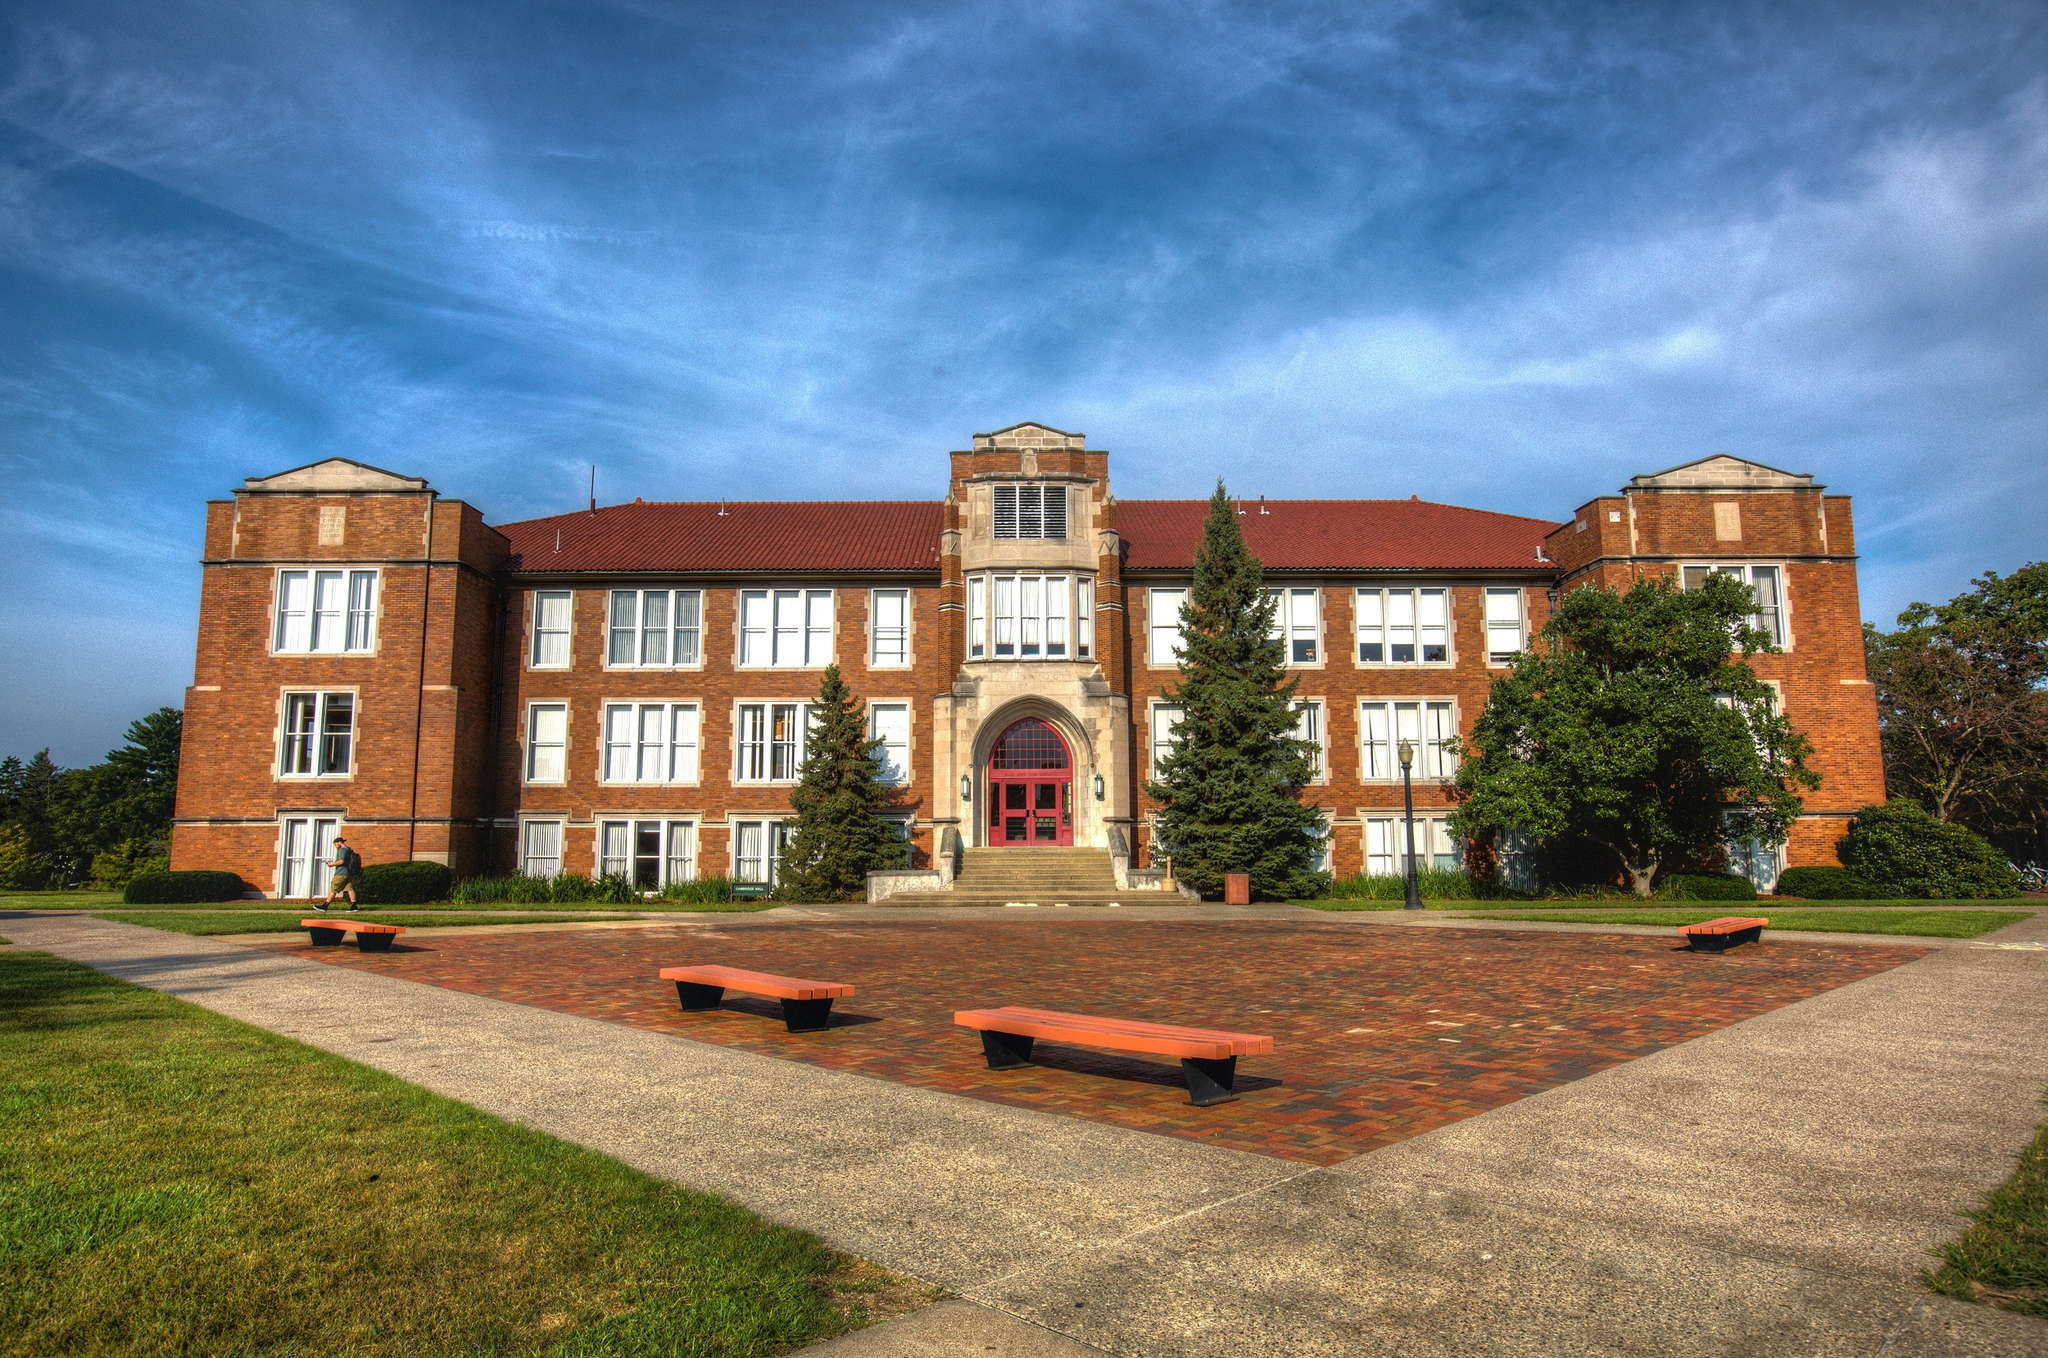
[929,423,1133,851]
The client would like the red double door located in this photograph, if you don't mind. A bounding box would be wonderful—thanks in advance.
[986,718,1073,846]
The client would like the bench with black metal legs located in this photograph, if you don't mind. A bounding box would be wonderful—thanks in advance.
[954,1006,1276,1107]
[1678,916,1769,953]
[658,965,853,1032]
[300,919,406,952]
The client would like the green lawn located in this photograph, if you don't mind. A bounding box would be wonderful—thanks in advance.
[0,951,926,1356]
[1927,1104,2048,1317]
[4,891,782,914]
[1301,897,2041,912]
[1451,908,2030,939]
[90,911,639,936]
[0,890,123,910]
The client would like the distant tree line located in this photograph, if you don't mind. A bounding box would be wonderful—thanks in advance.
[0,708,182,890]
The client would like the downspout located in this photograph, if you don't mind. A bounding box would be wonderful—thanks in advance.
[407,501,435,862]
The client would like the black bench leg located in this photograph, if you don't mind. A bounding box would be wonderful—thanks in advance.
[780,998,835,1033]
[308,927,346,947]
[979,1030,1036,1070]
[673,981,725,1011]
[357,933,395,953]
[1734,926,1763,947]
[1689,935,1728,954]
[1181,1056,1239,1107]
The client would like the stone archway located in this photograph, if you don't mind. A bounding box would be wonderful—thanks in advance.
[985,717,1073,845]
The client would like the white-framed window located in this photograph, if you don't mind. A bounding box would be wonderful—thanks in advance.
[870,589,910,667]
[1714,683,1782,761]
[992,483,1068,539]
[278,814,341,898]
[732,818,792,886]
[869,702,911,785]
[1149,702,1184,779]
[1356,586,1450,665]
[599,819,696,888]
[1721,810,1783,892]
[531,590,573,669]
[1495,829,1537,892]
[1266,587,1321,664]
[607,589,702,668]
[1293,699,1325,780]
[739,589,833,667]
[1076,578,1094,659]
[1359,699,1458,781]
[1148,587,1188,666]
[1308,813,1333,874]
[274,568,378,654]
[525,702,568,783]
[967,576,987,659]
[735,701,814,783]
[601,702,700,784]
[1682,564,1786,647]
[280,691,355,777]
[1484,588,1526,665]
[963,574,1082,660]
[520,820,563,878]
[1364,815,1462,876]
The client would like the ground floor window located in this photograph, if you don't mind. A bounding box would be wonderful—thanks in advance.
[278,814,340,898]
[598,819,696,888]
[1721,812,1784,892]
[521,820,563,877]
[1363,815,1461,876]
[732,819,792,887]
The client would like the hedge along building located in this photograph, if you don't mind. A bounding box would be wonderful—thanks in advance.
[170,422,1885,898]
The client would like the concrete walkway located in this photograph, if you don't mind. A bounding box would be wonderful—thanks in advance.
[5,909,2045,1357]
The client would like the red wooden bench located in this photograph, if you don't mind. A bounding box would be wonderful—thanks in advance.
[300,919,406,952]
[658,965,854,1033]
[1679,915,1769,953]
[954,1006,1276,1107]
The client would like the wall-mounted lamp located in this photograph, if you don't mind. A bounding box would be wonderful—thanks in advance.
[1092,773,1105,801]
[960,774,973,803]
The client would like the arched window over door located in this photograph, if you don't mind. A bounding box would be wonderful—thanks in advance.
[987,718,1073,844]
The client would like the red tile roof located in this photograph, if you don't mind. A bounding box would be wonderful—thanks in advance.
[499,502,945,574]
[1116,499,1561,572]
[496,497,1561,574]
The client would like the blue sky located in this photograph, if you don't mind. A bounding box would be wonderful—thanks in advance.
[3,0,2044,765]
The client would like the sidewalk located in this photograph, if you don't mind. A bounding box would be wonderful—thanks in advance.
[5,909,2044,1356]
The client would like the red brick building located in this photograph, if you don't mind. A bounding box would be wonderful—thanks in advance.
[170,423,1884,897]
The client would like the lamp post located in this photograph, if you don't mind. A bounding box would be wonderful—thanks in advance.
[1397,739,1422,911]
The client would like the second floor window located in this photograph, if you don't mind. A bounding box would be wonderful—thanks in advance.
[1484,588,1526,665]
[1149,703,1183,779]
[1357,587,1450,665]
[1293,700,1324,780]
[739,589,833,667]
[870,589,909,667]
[1682,564,1785,647]
[1266,587,1321,663]
[280,691,353,776]
[736,701,814,782]
[525,703,567,783]
[601,701,700,784]
[608,590,701,667]
[993,483,1067,539]
[869,702,910,784]
[274,568,377,654]
[531,591,572,668]
[966,574,1082,659]
[1148,587,1188,666]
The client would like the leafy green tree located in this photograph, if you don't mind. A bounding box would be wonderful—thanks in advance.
[0,825,55,890]
[1450,574,1818,896]
[1145,482,1324,900]
[776,666,903,903]
[1866,563,2048,853]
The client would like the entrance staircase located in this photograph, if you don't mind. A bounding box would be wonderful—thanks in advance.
[876,847,1176,908]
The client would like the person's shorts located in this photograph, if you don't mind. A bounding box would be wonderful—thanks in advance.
[330,873,353,887]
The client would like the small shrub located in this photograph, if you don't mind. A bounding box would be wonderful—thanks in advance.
[449,874,553,904]
[1840,802,2020,899]
[123,870,246,904]
[356,861,453,906]
[590,873,638,904]
[1775,865,1887,900]
[659,876,734,904]
[545,873,596,903]
[1661,872,1758,901]
[0,826,57,891]
[1322,868,1475,900]
[89,839,168,890]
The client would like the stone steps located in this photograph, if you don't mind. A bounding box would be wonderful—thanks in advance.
[877,847,1176,908]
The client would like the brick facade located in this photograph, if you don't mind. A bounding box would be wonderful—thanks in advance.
[171,432,1884,896]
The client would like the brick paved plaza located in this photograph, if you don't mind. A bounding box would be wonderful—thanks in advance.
[267,920,1927,1165]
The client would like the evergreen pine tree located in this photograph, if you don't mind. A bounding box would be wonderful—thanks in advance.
[777,665,905,902]
[1145,482,1324,898]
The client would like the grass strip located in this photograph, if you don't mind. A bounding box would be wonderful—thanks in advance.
[0,951,927,1356]
[6,892,782,914]
[90,911,636,936]
[1301,897,2041,912]
[1450,908,2029,938]
[1927,1103,2048,1317]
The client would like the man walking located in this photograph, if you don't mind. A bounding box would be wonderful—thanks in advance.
[319,836,363,911]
